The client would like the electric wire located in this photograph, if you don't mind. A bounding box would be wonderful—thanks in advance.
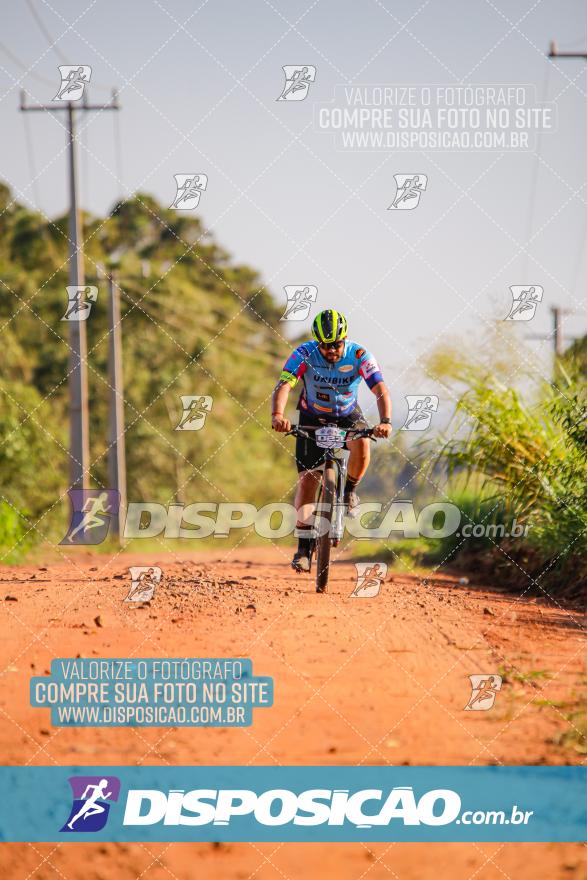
[23,110,42,208]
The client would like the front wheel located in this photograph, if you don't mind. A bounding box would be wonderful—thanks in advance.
[315,461,336,593]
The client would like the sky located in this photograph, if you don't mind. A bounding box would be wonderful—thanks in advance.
[1,0,587,420]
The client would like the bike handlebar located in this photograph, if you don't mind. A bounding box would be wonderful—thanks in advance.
[285,425,377,441]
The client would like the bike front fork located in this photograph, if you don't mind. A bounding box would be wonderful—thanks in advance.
[331,456,348,546]
[302,457,348,560]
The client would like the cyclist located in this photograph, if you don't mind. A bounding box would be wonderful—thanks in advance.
[271,308,392,572]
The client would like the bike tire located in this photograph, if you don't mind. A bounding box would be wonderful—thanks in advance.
[315,461,336,593]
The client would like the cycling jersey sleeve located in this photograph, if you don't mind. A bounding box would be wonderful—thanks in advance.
[279,345,309,387]
[357,349,384,389]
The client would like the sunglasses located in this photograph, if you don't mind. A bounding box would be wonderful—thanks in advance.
[318,340,344,350]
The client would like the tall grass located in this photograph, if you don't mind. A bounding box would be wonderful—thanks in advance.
[434,372,587,595]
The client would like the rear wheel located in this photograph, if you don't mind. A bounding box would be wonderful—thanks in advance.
[315,461,336,593]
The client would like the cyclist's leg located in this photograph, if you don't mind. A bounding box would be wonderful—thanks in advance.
[292,417,325,571]
[346,437,370,482]
[343,438,369,514]
[341,407,370,511]
[294,469,322,523]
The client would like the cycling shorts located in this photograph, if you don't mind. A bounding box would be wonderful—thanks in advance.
[294,406,368,473]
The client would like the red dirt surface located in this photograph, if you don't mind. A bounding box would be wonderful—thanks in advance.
[0,547,585,879]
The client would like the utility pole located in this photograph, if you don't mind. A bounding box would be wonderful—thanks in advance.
[526,306,578,380]
[548,41,587,61]
[536,44,587,376]
[107,272,126,541]
[20,88,119,491]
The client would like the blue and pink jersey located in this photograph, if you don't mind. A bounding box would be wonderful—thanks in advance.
[279,339,384,417]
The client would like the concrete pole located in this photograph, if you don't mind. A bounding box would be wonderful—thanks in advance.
[66,102,90,491]
[107,273,127,540]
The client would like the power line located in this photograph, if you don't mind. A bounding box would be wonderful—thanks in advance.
[22,111,42,208]
[558,33,587,50]
[25,0,69,65]
[24,0,112,92]
[0,41,56,87]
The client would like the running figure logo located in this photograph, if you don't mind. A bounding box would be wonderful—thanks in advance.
[350,562,388,598]
[280,285,318,321]
[505,285,543,321]
[401,395,439,431]
[277,66,316,101]
[169,174,208,210]
[387,174,428,210]
[464,674,503,711]
[125,566,162,602]
[175,395,213,431]
[60,490,120,545]
[53,66,92,101]
[61,286,98,322]
[60,775,120,832]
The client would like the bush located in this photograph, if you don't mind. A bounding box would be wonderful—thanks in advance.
[433,374,587,596]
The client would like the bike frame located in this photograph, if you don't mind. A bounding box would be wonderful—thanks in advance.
[287,423,375,547]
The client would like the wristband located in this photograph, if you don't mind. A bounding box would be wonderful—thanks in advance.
[380,417,391,425]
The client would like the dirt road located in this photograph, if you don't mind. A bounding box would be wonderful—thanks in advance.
[0,547,585,879]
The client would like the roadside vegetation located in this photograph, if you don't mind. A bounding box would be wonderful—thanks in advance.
[359,327,587,599]
[0,183,292,560]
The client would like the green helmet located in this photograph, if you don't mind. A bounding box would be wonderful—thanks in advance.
[311,309,348,344]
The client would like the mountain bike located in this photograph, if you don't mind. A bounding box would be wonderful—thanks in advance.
[287,424,376,593]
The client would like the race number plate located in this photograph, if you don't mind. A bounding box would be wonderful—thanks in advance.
[315,426,346,449]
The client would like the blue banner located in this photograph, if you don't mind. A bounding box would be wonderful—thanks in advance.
[0,766,584,842]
